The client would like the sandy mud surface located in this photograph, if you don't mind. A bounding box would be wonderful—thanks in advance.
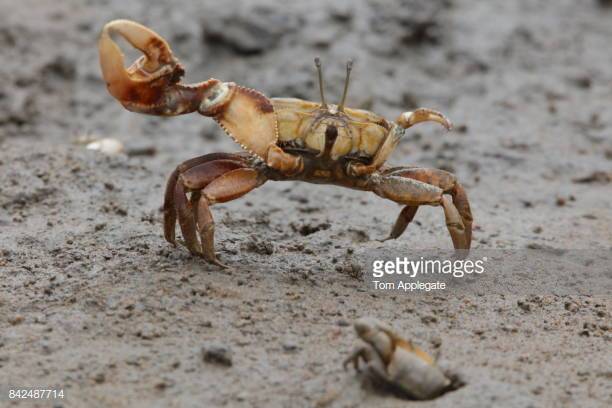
[0,0,610,407]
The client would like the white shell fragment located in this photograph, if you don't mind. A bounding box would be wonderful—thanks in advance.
[86,138,125,155]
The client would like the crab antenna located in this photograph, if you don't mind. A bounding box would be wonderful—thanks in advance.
[337,59,353,112]
[314,57,327,108]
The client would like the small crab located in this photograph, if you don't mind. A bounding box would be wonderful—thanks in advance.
[98,20,473,266]
[344,317,458,400]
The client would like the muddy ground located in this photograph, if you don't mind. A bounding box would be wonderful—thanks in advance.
[0,0,611,407]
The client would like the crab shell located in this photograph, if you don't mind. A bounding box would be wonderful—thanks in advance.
[354,317,451,400]
[272,98,394,161]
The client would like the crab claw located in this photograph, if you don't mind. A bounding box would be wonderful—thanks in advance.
[98,19,302,174]
[396,108,452,131]
[98,19,186,109]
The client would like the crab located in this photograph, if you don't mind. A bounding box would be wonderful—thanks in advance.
[343,317,459,400]
[98,19,473,266]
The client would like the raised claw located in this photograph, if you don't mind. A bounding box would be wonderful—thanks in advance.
[98,19,192,111]
[396,108,452,131]
[99,19,302,173]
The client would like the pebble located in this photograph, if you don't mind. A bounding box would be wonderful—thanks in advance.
[565,301,579,313]
[9,315,24,325]
[93,372,106,384]
[202,344,233,367]
[136,323,162,340]
[421,315,438,324]
[282,341,299,353]
[336,318,350,327]
[517,300,531,312]
[86,138,125,155]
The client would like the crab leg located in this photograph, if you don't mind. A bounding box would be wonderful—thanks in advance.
[343,346,373,372]
[381,205,419,242]
[367,172,469,251]
[195,197,217,265]
[381,167,473,248]
[174,164,267,266]
[198,168,267,266]
[451,183,473,246]
[164,153,248,244]
[174,180,202,255]
[440,196,467,250]
[349,109,452,177]
[396,108,452,130]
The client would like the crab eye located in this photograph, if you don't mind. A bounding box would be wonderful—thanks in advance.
[199,82,230,113]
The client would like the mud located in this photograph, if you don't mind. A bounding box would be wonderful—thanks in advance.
[0,0,610,407]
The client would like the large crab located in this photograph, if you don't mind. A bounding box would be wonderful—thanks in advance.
[98,20,473,266]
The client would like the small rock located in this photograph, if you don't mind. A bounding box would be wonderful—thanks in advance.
[136,323,162,340]
[341,261,363,279]
[41,55,76,81]
[282,341,299,353]
[9,315,24,325]
[40,341,53,355]
[573,171,612,184]
[565,301,579,313]
[154,378,175,390]
[202,344,233,367]
[336,319,350,327]
[568,75,592,89]
[93,372,106,384]
[517,300,531,312]
[86,138,125,155]
[245,237,274,255]
[421,315,438,325]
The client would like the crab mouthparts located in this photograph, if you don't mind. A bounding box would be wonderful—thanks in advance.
[323,125,339,155]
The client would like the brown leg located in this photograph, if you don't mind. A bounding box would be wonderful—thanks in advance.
[195,196,219,266]
[195,168,267,266]
[164,153,247,244]
[190,190,201,234]
[450,183,473,248]
[343,346,373,372]
[174,180,202,255]
[441,196,467,250]
[164,167,180,244]
[202,168,266,204]
[381,205,418,242]
[381,167,473,249]
[368,172,469,251]
[173,164,266,266]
